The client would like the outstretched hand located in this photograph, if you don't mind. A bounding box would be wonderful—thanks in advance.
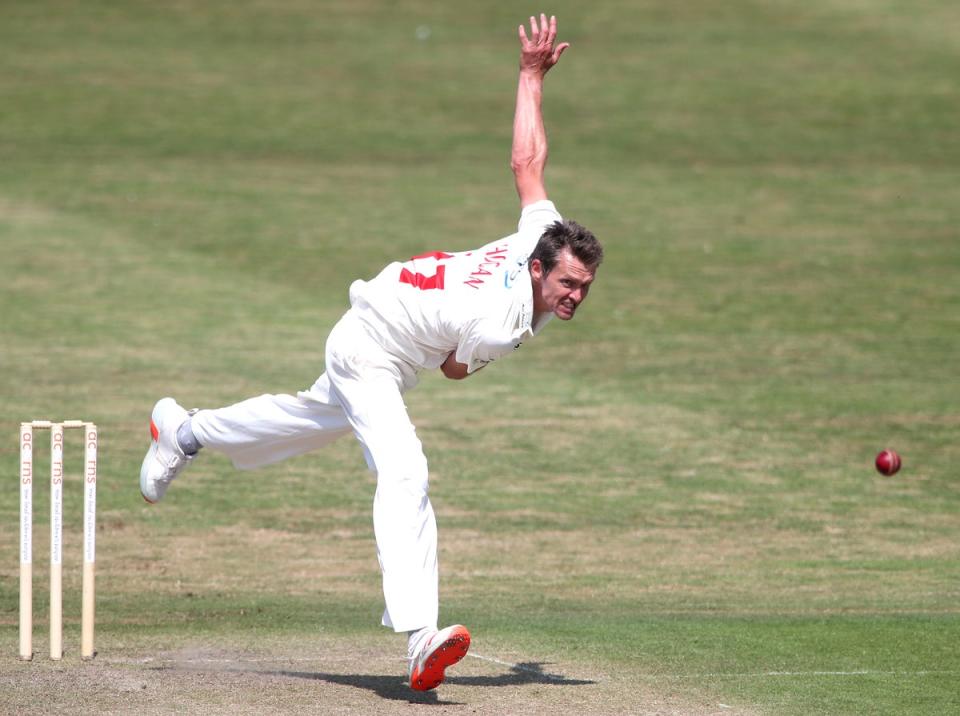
[518,14,569,76]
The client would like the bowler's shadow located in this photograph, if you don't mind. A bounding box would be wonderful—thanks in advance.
[275,661,594,704]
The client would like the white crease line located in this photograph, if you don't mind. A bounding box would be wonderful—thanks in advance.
[467,651,562,679]
[466,652,585,682]
[465,655,954,681]
[640,670,957,678]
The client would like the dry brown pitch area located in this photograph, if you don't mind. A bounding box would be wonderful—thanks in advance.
[0,635,754,716]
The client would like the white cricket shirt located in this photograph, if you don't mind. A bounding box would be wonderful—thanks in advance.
[349,200,562,374]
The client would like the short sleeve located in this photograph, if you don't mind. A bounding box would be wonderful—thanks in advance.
[517,200,562,236]
[455,318,527,373]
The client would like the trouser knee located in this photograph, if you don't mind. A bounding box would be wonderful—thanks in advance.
[376,464,429,503]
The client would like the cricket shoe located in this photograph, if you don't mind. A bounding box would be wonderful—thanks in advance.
[408,624,471,691]
[140,397,195,504]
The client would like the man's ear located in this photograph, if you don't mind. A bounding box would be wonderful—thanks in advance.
[529,258,543,283]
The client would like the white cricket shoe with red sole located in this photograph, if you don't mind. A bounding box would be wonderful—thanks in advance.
[408,624,471,691]
[139,397,194,504]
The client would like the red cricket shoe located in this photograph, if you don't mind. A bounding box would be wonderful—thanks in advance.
[408,624,471,691]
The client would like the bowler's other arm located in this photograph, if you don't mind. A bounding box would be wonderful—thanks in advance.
[511,14,569,208]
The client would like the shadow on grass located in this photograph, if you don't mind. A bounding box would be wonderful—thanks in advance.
[275,661,595,704]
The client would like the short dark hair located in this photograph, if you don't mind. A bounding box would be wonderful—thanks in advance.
[529,220,603,275]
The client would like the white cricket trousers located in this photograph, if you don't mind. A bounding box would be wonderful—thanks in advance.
[189,309,438,633]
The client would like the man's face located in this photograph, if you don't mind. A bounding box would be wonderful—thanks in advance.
[530,248,597,320]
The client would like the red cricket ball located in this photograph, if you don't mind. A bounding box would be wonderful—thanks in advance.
[875,449,902,476]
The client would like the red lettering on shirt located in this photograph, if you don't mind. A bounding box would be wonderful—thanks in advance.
[463,245,510,290]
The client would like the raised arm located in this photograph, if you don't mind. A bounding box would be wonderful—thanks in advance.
[511,14,569,208]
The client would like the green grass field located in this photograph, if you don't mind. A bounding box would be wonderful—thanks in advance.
[1,1,958,713]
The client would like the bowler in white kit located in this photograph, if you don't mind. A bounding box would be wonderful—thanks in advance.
[139,14,602,691]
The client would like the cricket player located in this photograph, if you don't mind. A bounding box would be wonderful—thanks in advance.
[140,14,602,691]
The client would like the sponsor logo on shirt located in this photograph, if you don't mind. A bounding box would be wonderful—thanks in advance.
[504,256,528,289]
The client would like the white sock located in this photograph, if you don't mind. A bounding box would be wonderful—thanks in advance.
[407,627,434,660]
